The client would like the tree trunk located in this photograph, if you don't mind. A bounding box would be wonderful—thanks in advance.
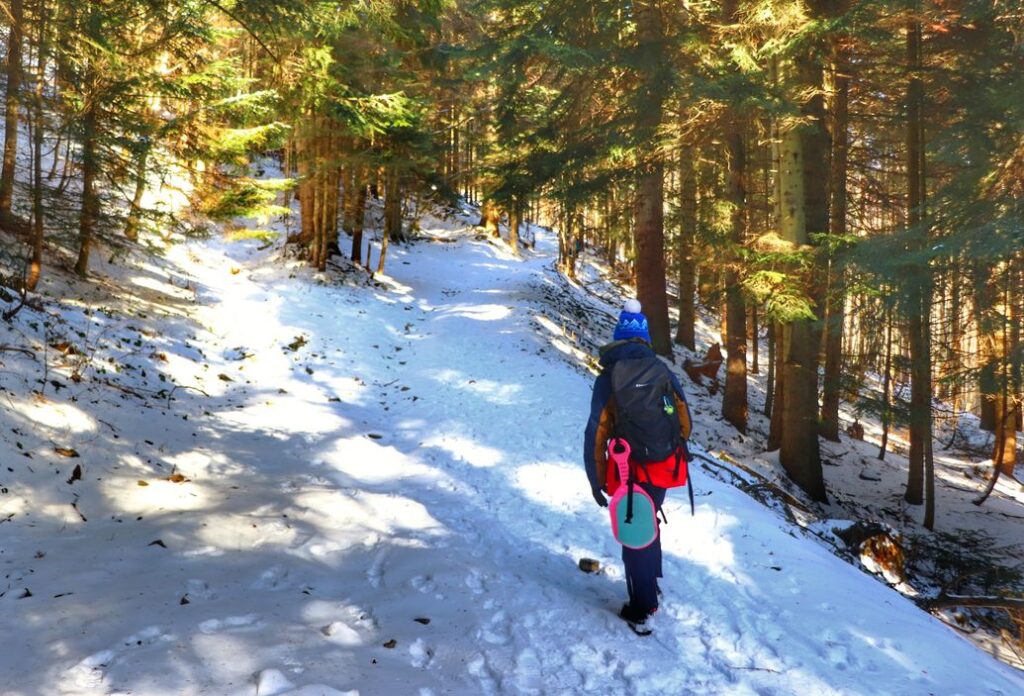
[750,305,759,374]
[123,140,151,241]
[820,36,850,442]
[722,121,748,432]
[675,147,697,350]
[0,0,24,213]
[977,267,998,431]
[379,164,400,274]
[296,127,313,246]
[764,321,776,418]
[508,200,521,256]
[25,0,46,291]
[74,99,99,277]
[903,16,934,531]
[351,172,367,265]
[878,305,894,460]
[632,0,671,357]
[774,50,826,502]
[480,199,500,237]
[989,265,1018,476]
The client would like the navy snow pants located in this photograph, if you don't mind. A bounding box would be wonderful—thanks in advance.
[622,482,665,614]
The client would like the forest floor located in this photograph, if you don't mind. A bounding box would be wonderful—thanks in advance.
[1,208,1023,695]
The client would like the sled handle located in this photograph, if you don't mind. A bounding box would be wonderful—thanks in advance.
[608,438,631,486]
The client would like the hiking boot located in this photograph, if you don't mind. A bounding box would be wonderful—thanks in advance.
[619,603,655,636]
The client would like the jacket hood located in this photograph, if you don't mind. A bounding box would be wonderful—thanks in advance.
[598,338,655,368]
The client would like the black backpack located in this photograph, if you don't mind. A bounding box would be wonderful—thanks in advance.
[609,354,694,516]
[609,356,681,463]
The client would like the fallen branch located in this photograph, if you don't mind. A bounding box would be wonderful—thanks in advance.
[164,383,211,407]
[926,595,1024,610]
[963,509,1024,521]
[695,450,812,515]
[0,344,36,359]
[2,288,29,322]
[94,377,152,400]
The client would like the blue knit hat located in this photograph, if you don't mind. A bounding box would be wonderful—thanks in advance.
[613,299,650,343]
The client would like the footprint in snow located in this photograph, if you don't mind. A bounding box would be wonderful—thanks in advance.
[820,628,856,670]
[252,565,291,591]
[255,668,294,695]
[479,611,512,646]
[825,642,851,670]
[411,574,436,594]
[465,569,486,594]
[514,648,544,694]
[65,649,114,690]
[306,540,344,559]
[409,638,434,668]
[199,614,263,634]
[320,621,362,646]
[467,653,500,696]
[367,548,389,588]
[186,578,216,600]
[64,626,173,691]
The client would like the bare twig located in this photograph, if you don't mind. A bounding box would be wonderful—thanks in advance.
[164,383,210,408]
[0,344,36,358]
[94,377,151,399]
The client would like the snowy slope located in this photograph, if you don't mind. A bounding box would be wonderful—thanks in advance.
[1,218,1022,696]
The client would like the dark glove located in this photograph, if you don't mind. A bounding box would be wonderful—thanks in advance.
[591,487,608,508]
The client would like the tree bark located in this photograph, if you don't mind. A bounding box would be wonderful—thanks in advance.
[989,265,1018,477]
[379,164,400,274]
[123,139,150,241]
[903,16,934,531]
[351,171,367,265]
[765,321,776,419]
[722,124,748,432]
[508,199,521,256]
[480,199,500,237]
[878,305,894,460]
[774,49,826,501]
[632,0,671,357]
[25,0,46,290]
[74,98,99,277]
[0,0,24,213]
[750,305,759,374]
[820,35,850,442]
[675,147,697,350]
[768,322,784,448]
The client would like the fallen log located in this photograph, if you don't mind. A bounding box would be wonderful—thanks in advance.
[925,595,1024,610]
[0,210,31,238]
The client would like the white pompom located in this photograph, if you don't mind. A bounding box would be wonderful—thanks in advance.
[623,299,642,314]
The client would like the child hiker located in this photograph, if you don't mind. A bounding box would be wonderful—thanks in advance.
[583,300,693,634]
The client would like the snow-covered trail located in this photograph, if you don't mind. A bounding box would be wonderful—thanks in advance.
[2,222,1022,695]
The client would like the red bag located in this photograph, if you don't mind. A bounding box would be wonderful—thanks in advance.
[605,447,688,495]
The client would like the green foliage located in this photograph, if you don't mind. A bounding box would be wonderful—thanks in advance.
[200,178,291,222]
[212,123,291,162]
[743,269,817,323]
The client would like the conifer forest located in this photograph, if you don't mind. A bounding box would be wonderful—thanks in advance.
[1,1,1023,693]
